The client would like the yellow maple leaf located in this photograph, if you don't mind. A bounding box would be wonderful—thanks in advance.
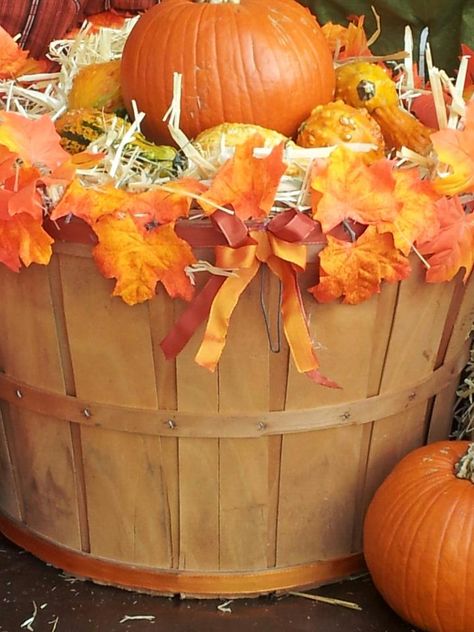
[92,214,196,306]
[309,226,411,304]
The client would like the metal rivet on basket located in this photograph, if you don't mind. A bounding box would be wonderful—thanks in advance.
[82,408,92,419]
[408,392,417,401]
[15,389,23,399]
[167,419,177,430]
[257,421,267,431]
[340,411,351,421]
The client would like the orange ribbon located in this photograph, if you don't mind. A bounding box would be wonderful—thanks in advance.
[194,212,339,387]
[161,209,339,388]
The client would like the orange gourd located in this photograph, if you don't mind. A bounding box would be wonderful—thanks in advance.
[296,100,385,162]
[335,61,433,155]
[120,0,335,144]
[364,441,474,632]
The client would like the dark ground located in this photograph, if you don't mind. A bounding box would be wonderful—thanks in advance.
[0,533,422,632]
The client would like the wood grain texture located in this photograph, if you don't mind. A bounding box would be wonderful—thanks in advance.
[81,428,174,565]
[148,290,177,411]
[59,253,158,408]
[276,425,365,566]
[0,264,81,547]
[0,406,21,520]
[379,262,457,391]
[178,438,219,570]
[285,269,380,408]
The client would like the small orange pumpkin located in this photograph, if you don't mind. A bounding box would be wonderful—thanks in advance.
[121,0,335,144]
[364,441,474,632]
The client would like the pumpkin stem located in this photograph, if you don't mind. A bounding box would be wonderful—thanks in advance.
[455,443,474,483]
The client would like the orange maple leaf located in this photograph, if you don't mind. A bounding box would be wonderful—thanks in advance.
[311,147,400,232]
[0,26,29,79]
[51,178,201,227]
[431,100,474,195]
[309,226,411,304]
[377,168,440,254]
[417,196,474,282]
[0,25,49,78]
[0,112,69,171]
[0,212,53,271]
[92,214,196,305]
[198,134,286,220]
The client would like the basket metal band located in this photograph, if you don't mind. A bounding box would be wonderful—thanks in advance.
[0,344,469,438]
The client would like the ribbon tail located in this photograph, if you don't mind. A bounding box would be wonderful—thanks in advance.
[267,258,340,388]
[195,261,260,371]
[160,276,226,360]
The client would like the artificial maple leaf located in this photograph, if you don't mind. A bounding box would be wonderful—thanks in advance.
[309,226,411,304]
[0,25,48,78]
[0,112,69,171]
[132,178,206,228]
[0,212,53,271]
[311,146,400,232]
[92,214,196,305]
[0,26,29,79]
[198,134,286,220]
[377,168,440,254]
[0,165,43,221]
[51,178,201,227]
[416,196,474,282]
[431,100,474,195]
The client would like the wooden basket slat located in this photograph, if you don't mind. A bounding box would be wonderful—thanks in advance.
[0,406,22,520]
[81,427,174,566]
[58,254,159,407]
[285,270,383,408]
[443,272,474,364]
[427,381,461,443]
[178,438,219,571]
[148,292,178,411]
[360,405,429,521]
[158,437,180,569]
[379,264,458,391]
[276,425,366,566]
[219,438,274,571]
[0,265,81,548]
[7,409,82,548]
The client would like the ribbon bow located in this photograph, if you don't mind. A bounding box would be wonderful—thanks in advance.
[161,209,339,388]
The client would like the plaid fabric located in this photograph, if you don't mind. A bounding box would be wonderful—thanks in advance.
[0,0,159,57]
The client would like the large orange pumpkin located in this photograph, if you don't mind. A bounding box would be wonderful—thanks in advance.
[120,0,335,144]
[364,441,474,632]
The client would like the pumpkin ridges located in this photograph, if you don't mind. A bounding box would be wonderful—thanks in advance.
[364,441,474,632]
[121,0,335,144]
